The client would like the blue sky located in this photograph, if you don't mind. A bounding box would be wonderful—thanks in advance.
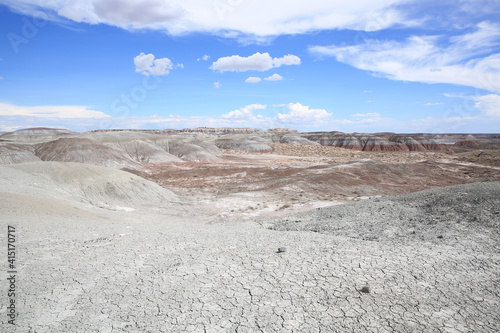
[0,0,499,133]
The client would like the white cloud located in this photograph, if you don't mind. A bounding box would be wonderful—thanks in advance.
[1,100,495,133]
[276,103,332,124]
[211,52,273,72]
[221,104,267,120]
[0,125,25,132]
[0,102,110,119]
[474,94,500,117]
[3,0,421,40]
[352,113,381,117]
[213,81,222,89]
[443,93,467,99]
[245,77,262,83]
[211,52,301,72]
[272,55,301,67]
[197,55,210,62]
[0,77,3,80]
[134,53,173,76]
[93,0,185,27]
[264,74,283,81]
[424,102,445,106]
[310,22,500,93]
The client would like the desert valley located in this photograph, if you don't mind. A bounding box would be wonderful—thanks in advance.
[0,127,499,332]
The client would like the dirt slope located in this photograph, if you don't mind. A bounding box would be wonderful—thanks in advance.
[270,181,500,248]
[35,137,139,169]
[0,162,178,209]
[0,143,40,164]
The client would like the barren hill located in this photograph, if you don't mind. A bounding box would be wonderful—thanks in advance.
[304,132,453,152]
[0,143,40,164]
[34,137,139,169]
[0,161,178,209]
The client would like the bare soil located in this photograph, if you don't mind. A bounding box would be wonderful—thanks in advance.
[1,135,500,332]
[128,143,500,220]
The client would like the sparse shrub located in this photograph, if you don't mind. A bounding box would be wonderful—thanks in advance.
[278,203,291,210]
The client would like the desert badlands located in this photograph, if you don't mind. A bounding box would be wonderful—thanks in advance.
[1,127,499,332]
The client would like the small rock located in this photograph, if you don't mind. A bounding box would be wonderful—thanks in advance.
[360,286,370,293]
[437,235,443,239]
[277,247,286,253]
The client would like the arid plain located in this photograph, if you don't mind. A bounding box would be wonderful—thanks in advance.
[1,127,499,332]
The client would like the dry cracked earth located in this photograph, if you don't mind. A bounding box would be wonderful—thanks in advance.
[1,129,499,332]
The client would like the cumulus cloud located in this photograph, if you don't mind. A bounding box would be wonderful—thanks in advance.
[211,52,300,72]
[310,22,500,93]
[0,102,110,119]
[220,103,334,128]
[221,104,267,120]
[213,81,222,89]
[272,55,301,67]
[264,74,283,81]
[276,103,332,124]
[245,77,262,83]
[134,53,173,76]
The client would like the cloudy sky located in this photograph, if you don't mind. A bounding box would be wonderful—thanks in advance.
[0,0,499,133]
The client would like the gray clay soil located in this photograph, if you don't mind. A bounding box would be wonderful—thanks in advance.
[1,175,499,332]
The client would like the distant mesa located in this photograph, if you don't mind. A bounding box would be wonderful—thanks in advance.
[180,127,263,135]
[86,127,299,135]
[267,128,299,133]
[1,127,76,136]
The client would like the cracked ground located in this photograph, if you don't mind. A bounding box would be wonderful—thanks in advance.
[1,146,499,333]
[2,189,499,333]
